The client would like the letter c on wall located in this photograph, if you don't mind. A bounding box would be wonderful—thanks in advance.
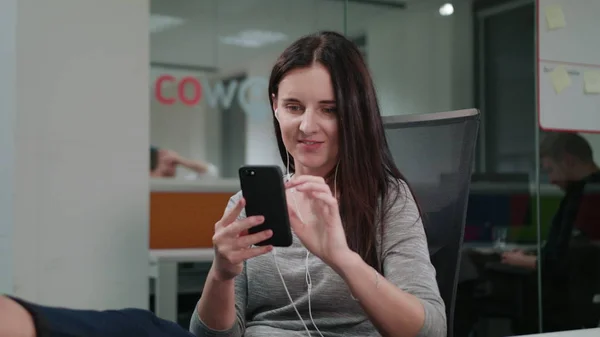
[155,75,176,105]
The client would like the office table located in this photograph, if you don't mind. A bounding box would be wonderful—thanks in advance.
[149,248,214,322]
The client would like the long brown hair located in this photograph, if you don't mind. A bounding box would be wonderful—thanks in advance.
[268,31,408,272]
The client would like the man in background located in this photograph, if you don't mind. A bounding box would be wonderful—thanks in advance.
[502,132,600,268]
[455,133,600,336]
[150,146,219,179]
[499,132,600,333]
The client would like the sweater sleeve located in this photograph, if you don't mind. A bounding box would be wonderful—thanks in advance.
[190,192,248,337]
[381,181,447,337]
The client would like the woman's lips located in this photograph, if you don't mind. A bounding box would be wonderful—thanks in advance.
[298,140,324,150]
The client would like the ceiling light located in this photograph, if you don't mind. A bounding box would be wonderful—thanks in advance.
[150,14,185,34]
[220,30,288,48]
[439,3,454,16]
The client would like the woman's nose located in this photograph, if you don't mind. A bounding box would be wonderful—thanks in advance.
[299,110,318,134]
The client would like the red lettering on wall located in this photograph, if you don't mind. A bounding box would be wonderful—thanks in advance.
[177,76,202,106]
[155,75,204,106]
[155,75,176,105]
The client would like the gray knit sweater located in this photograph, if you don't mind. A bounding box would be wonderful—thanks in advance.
[190,181,446,337]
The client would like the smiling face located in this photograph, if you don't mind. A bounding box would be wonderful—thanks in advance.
[273,63,339,177]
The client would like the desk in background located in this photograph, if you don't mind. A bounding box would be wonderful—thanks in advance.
[149,179,238,321]
[150,178,239,249]
[150,249,214,322]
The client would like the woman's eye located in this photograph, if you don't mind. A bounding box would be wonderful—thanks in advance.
[286,105,303,112]
[323,107,337,114]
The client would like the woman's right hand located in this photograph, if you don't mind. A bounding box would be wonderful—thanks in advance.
[211,198,273,281]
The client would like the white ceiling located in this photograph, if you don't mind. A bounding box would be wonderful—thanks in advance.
[149,0,412,74]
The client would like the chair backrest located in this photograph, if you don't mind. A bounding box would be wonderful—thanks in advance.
[383,109,480,337]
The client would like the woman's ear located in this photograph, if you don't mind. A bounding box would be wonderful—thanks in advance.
[271,93,278,113]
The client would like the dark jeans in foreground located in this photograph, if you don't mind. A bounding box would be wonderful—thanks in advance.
[9,297,194,337]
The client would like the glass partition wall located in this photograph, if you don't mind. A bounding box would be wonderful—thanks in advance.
[149,0,599,333]
[150,0,347,180]
[470,0,600,336]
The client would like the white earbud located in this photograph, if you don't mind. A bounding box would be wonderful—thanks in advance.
[274,108,279,121]
[283,150,292,183]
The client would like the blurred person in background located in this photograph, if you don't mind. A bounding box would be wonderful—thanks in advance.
[150,146,219,179]
[455,133,600,336]
[502,132,600,269]
[499,133,600,332]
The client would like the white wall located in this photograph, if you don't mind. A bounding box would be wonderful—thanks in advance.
[367,0,474,116]
[0,0,150,309]
[244,50,284,168]
[0,0,17,294]
[151,100,212,178]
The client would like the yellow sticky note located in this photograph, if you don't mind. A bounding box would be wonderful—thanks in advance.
[545,5,566,30]
[583,71,600,94]
[550,66,570,94]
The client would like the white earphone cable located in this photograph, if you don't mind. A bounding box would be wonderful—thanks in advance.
[273,109,335,337]
[271,121,314,336]
[271,146,338,337]
[272,249,312,336]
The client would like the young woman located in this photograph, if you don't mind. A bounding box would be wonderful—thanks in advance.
[0,31,445,337]
[193,31,445,337]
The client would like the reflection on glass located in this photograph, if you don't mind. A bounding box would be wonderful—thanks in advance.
[492,226,508,250]
[150,0,347,180]
[457,132,600,336]
[150,146,219,179]
[531,132,600,333]
[147,0,600,333]
[454,0,600,334]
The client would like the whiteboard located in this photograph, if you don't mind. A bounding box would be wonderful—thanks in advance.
[537,0,600,133]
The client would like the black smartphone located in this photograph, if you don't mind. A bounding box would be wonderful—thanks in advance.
[238,165,293,247]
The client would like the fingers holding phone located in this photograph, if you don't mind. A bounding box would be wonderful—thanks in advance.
[212,198,273,281]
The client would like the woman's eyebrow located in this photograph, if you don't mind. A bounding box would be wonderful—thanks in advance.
[281,98,336,104]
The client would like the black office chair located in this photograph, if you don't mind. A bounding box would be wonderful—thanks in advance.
[383,109,480,337]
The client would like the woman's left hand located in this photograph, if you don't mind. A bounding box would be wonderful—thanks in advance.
[285,175,352,267]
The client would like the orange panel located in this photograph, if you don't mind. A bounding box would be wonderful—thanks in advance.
[150,192,234,249]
